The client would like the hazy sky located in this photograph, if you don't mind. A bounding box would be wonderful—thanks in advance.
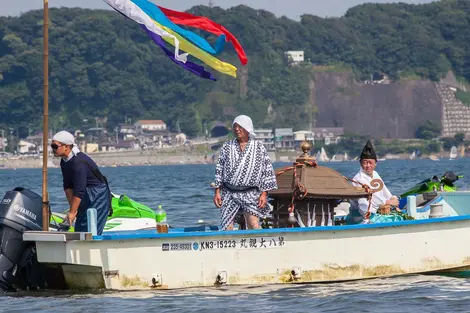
[2,0,437,20]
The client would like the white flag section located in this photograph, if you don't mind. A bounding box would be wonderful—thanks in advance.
[103,0,188,62]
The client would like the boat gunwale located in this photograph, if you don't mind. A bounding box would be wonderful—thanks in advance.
[90,214,470,241]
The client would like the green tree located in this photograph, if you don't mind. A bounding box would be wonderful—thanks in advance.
[2,1,470,137]
[440,137,457,150]
[454,132,465,144]
[427,141,441,153]
[415,121,442,139]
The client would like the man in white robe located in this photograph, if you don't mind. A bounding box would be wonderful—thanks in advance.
[213,115,277,230]
[347,140,400,224]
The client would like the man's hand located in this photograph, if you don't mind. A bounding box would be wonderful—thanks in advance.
[66,210,77,225]
[213,189,222,208]
[258,192,268,208]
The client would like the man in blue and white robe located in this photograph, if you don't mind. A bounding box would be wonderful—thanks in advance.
[213,115,277,230]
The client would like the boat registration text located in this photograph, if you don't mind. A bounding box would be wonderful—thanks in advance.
[162,237,286,252]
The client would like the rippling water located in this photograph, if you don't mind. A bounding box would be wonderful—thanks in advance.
[0,159,469,312]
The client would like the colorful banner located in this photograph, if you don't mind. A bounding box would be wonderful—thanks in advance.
[104,0,247,80]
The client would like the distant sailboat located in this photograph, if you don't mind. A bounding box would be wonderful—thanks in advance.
[319,147,330,162]
[409,151,416,160]
[315,150,321,160]
[449,146,458,160]
[315,147,330,162]
[330,154,341,162]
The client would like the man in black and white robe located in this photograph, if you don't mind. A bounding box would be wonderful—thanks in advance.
[213,115,277,230]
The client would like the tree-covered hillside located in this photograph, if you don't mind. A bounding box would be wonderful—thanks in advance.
[1,0,470,137]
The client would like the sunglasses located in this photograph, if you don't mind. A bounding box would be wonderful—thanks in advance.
[50,144,63,150]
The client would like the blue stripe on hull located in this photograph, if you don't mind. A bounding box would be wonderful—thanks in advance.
[92,214,470,241]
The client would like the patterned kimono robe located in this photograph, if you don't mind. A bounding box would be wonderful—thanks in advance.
[214,139,278,230]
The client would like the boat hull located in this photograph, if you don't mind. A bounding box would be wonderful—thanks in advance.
[24,215,470,290]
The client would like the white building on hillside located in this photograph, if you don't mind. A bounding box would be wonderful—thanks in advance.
[17,140,36,154]
[254,129,274,151]
[285,51,304,64]
[135,120,167,133]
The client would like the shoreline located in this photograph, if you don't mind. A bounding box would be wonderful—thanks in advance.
[0,150,457,169]
[0,151,213,169]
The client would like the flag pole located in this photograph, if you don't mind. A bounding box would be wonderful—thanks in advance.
[42,0,50,231]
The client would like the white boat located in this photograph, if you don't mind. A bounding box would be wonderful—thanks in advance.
[330,154,341,162]
[14,147,470,292]
[449,146,458,160]
[21,191,470,290]
[7,0,470,292]
[316,147,330,162]
[314,151,321,160]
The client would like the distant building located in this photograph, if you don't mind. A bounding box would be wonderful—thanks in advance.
[274,128,295,150]
[135,120,167,133]
[254,129,274,151]
[311,127,344,145]
[100,140,138,152]
[119,124,136,140]
[84,143,99,153]
[84,127,108,142]
[285,51,304,64]
[0,137,6,150]
[17,140,36,154]
[293,131,314,143]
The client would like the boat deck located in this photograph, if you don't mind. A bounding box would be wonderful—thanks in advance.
[91,214,470,241]
[23,191,470,243]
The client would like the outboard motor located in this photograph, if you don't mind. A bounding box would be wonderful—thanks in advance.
[0,187,43,291]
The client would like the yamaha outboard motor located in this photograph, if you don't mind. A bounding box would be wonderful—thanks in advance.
[0,187,43,291]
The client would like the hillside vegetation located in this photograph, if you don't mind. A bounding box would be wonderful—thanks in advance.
[1,0,470,137]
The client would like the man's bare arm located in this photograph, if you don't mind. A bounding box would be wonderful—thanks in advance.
[64,189,74,206]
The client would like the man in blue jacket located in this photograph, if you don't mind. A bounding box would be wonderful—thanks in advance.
[51,131,111,235]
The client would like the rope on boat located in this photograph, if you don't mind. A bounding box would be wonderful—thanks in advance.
[275,160,317,224]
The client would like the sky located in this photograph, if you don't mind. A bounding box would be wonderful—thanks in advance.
[2,0,437,20]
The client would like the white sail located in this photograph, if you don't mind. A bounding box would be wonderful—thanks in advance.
[450,146,458,160]
[410,151,416,160]
[319,147,330,162]
[315,151,321,160]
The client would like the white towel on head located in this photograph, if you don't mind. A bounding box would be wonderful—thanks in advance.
[232,115,256,138]
[52,130,81,156]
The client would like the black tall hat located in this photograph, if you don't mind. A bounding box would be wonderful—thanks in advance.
[360,140,377,161]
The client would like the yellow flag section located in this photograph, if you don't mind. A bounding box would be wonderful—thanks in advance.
[153,20,238,78]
